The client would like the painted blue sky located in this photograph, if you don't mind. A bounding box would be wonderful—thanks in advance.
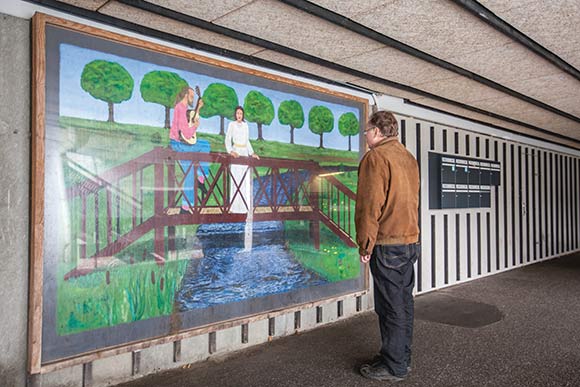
[59,44,361,151]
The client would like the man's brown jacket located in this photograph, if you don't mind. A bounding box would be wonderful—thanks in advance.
[355,137,420,256]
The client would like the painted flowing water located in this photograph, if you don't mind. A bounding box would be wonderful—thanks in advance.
[175,221,327,311]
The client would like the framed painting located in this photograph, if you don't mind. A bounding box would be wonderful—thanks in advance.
[29,13,368,371]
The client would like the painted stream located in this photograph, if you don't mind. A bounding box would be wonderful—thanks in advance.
[175,221,327,311]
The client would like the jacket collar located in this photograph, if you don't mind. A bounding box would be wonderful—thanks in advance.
[372,136,398,149]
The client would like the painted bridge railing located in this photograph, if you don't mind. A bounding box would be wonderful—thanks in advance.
[64,147,357,278]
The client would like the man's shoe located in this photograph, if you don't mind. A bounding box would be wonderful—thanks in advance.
[361,355,411,373]
[360,355,383,369]
[360,363,407,382]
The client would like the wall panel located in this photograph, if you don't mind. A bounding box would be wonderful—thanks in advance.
[394,113,580,295]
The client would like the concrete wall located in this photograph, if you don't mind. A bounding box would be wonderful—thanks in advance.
[0,12,31,387]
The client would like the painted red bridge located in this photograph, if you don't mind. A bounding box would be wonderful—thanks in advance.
[65,147,357,278]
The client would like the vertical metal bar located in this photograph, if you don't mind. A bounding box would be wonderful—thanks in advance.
[116,182,121,240]
[416,122,422,291]
[566,157,571,252]
[132,351,140,376]
[444,214,448,284]
[294,311,301,330]
[95,192,100,254]
[241,324,249,344]
[208,332,217,354]
[310,175,320,250]
[106,189,112,246]
[132,171,137,228]
[173,340,181,363]
[511,144,516,265]
[81,194,87,259]
[495,140,500,270]
[140,168,144,223]
[538,150,543,259]
[532,149,536,260]
[486,212,491,272]
[272,168,278,211]
[456,213,461,281]
[477,212,481,275]
[154,161,165,259]
[519,146,524,264]
[431,215,436,288]
[82,362,92,387]
[167,162,176,252]
[337,189,341,229]
[467,213,471,278]
[268,317,275,337]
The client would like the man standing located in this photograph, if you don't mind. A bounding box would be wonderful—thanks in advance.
[355,110,420,382]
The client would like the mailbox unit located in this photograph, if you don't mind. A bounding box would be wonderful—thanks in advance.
[429,152,501,209]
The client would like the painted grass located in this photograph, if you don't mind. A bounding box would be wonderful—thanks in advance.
[59,116,358,171]
[285,220,359,282]
[57,258,188,335]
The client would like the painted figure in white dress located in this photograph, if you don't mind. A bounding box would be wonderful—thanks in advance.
[225,106,260,214]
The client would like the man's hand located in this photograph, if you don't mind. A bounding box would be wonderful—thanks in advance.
[360,254,371,263]
[230,151,240,158]
[251,153,260,160]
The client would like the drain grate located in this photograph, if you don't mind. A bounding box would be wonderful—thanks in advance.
[414,293,503,328]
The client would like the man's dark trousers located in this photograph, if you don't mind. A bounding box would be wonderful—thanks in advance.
[369,243,419,377]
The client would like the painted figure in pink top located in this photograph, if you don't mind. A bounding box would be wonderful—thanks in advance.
[170,86,210,212]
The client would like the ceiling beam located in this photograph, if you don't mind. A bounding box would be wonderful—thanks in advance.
[452,0,580,82]
[280,0,580,124]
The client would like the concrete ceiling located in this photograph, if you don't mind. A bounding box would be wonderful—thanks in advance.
[24,0,580,148]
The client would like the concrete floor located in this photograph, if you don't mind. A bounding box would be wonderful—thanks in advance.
[119,253,580,387]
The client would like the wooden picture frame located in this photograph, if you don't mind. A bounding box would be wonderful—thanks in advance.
[29,12,368,373]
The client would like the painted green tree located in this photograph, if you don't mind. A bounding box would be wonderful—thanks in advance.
[338,112,359,151]
[140,71,188,129]
[80,60,134,123]
[278,100,304,144]
[308,106,334,149]
[244,90,275,141]
[199,83,239,136]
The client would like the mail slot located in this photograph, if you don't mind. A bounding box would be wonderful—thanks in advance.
[480,185,491,207]
[441,183,456,209]
[468,185,480,208]
[468,160,480,185]
[441,157,456,184]
[490,162,501,185]
[480,162,491,185]
[456,184,469,208]
[455,159,469,185]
